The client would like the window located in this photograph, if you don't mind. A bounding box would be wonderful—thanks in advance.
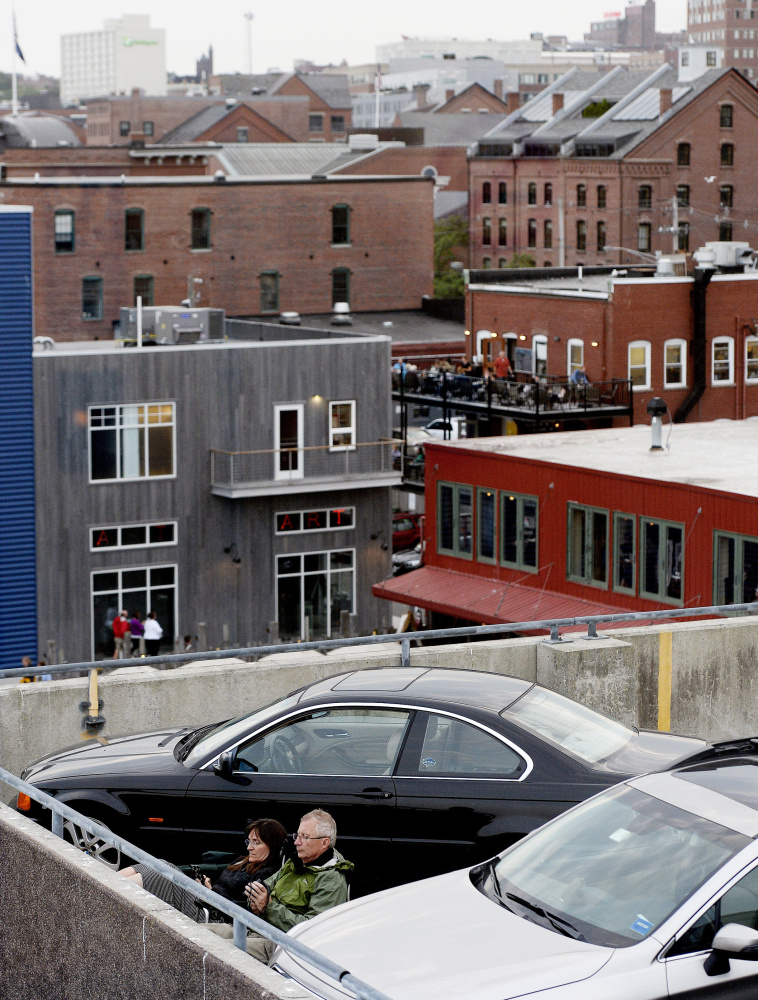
[638,222,651,253]
[332,268,350,306]
[577,184,586,207]
[92,565,176,660]
[719,220,733,241]
[274,403,304,480]
[721,142,734,166]
[720,103,734,127]
[746,336,758,382]
[707,49,718,65]
[638,185,652,210]
[532,334,547,376]
[720,184,734,208]
[714,531,758,604]
[133,275,153,307]
[596,220,606,252]
[500,491,538,571]
[712,336,734,383]
[82,277,103,321]
[91,521,177,552]
[276,507,354,534]
[331,204,350,245]
[498,181,507,204]
[629,340,651,389]
[668,863,758,959]
[678,222,690,252]
[527,218,536,247]
[412,713,526,777]
[329,400,355,450]
[276,550,354,642]
[308,113,323,132]
[527,182,537,205]
[613,513,636,594]
[482,217,491,245]
[567,504,608,587]
[499,258,508,268]
[640,518,684,604]
[119,120,130,137]
[54,210,74,253]
[124,208,144,251]
[544,183,552,206]
[676,184,690,207]
[567,338,584,375]
[437,482,473,560]
[597,185,606,209]
[330,115,345,133]
[677,142,691,166]
[664,339,687,388]
[260,271,279,313]
[498,218,507,246]
[576,220,587,252]
[190,208,211,250]
[236,125,249,143]
[477,488,497,563]
[543,219,553,249]
[143,120,154,136]
[482,257,491,269]
[482,181,491,203]
[681,52,690,66]
[89,403,175,482]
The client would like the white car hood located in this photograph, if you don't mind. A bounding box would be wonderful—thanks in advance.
[277,869,612,1000]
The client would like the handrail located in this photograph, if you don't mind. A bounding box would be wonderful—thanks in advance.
[210,440,393,458]
[1,602,757,679]
[0,764,392,1000]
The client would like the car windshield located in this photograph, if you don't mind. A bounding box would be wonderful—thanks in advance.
[182,693,302,767]
[489,785,748,948]
[502,686,633,764]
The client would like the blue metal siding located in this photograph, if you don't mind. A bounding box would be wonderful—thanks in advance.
[0,209,36,669]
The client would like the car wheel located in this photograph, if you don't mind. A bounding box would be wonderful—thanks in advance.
[63,815,122,870]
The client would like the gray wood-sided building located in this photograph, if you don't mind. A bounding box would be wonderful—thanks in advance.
[34,327,398,661]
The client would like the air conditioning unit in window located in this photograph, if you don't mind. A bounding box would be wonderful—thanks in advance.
[117,307,226,345]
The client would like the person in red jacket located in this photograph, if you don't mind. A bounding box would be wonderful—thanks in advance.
[112,610,129,659]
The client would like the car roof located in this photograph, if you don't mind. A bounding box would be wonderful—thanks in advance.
[297,667,533,713]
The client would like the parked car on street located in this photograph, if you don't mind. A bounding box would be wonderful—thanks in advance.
[19,668,704,896]
[392,512,422,552]
[424,415,468,440]
[275,746,758,999]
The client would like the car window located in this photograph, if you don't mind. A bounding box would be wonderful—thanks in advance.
[234,707,410,776]
[394,519,413,532]
[416,713,526,778]
[668,865,758,957]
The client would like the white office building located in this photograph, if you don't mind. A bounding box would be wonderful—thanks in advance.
[61,15,166,104]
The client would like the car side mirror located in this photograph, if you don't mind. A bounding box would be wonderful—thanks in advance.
[212,750,235,778]
[704,924,758,977]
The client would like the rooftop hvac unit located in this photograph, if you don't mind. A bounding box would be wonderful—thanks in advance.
[701,241,754,269]
[118,307,226,345]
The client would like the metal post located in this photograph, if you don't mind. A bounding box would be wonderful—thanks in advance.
[52,810,64,839]
[401,637,411,667]
[486,375,492,436]
[233,917,247,951]
[585,621,602,639]
[442,371,449,439]
[139,637,146,656]
[535,376,540,432]
[269,620,280,644]
[136,294,143,349]
[340,609,350,638]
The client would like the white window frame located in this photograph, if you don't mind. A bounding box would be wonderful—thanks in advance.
[746,336,758,383]
[475,329,493,363]
[88,402,176,484]
[275,547,356,640]
[628,340,651,391]
[329,400,356,451]
[274,403,304,481]
[712,336,735,385]
[532,334,548,376]
[90,563,178,660]
[567,338,584,376]
[90,520,178,553]
[663,338,687,389]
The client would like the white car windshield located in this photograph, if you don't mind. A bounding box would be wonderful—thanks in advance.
[182,693,302,767]
[490,785,748,947]
[502,686,633,764]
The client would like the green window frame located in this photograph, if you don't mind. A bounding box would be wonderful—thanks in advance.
[331,204,351,245]
[640,517,684,606]
[613,512,636,595]
[124,208,144,251]
[567,503,609,588]
[500,491,538,572]
[437,481,473,560]
[713,530,758,606]
[54,209,75,253]
[82,276,103,321]
[476,488,497,564]
[133,274,154,307]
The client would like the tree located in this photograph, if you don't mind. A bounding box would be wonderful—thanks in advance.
[506,253,536,268]
[433,215,469,298]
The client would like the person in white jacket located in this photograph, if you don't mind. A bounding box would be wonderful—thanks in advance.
[143,611,164,656]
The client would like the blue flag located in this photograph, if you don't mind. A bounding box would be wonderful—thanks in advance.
[14,12,25,63]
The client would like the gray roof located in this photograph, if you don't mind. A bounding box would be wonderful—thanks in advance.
[434,190,468,219]
[396,111,510,146]
[289,73,351,109]
[214,142,373,177]
[0,113,82,148]
[160,104,229,143]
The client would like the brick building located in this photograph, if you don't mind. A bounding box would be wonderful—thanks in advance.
[159,98,312,144]
[86,93,226,145]
[468,66,758,269]
[687,0,758,79]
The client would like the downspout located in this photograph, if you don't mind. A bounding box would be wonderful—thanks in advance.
[674,267,713,423]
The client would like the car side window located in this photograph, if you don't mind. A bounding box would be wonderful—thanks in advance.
[668,865,758,957]
[394,519,413,531]
[234,708,410,777]
[415,714,526,778]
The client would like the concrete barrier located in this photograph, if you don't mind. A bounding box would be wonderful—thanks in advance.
[0,802,311,1000]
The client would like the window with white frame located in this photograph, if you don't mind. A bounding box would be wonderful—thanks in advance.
[329,400,356,450]
[90,521,177,552]
[532,335,548,376]
[712,337,734,384]
[747,337,758,382]
[276,549,354,641]
[628,341,651,390]
[567,338,584,376]
[91,564,176,660]
[274,404,304,480]
[89,403,175,482]
[664,339,687,388]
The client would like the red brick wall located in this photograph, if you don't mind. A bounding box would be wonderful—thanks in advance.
[199,105,293,143]
[439,85,507,114]
[337,146,468,191]
[1,147,212,177]
[86,95,225,145]
[275,77,351,142]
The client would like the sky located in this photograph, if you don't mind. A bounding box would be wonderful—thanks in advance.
[6,0,687,79]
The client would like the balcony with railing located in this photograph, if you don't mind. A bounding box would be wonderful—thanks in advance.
[210,440,400,498]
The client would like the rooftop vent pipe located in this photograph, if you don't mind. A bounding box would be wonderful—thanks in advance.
[647,397,667,450]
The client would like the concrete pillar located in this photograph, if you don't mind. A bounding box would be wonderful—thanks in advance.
[197,622,207,652]
[46,639,57,666]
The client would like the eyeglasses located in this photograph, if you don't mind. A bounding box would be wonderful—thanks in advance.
[244,837,262,847]
[294,832,327,842]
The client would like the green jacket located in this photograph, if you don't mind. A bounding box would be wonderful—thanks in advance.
[262,848,354,933]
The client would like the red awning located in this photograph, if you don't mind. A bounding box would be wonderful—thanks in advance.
[372,566,636,630]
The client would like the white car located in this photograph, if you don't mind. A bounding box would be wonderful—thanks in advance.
[274,748,758,999]
[424,416,468,440]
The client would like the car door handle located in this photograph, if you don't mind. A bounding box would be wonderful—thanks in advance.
[358,788,393,800]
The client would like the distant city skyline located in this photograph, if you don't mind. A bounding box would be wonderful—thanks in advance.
[7,0,687,83]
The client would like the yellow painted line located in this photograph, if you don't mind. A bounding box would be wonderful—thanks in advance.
[658,631,673,732]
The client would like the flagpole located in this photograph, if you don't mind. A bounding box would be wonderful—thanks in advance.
[374,66,380,129]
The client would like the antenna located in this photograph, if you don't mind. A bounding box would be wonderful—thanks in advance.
[244,11,254,75]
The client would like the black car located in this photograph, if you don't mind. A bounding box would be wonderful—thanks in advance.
[20,667,705,894]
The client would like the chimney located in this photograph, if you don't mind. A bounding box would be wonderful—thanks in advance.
[552,92,564,115]
[413,83,430,107]
[445,88,455,102]
[660,87,672,114]
[494,78,503,101]
[506,91,520,115]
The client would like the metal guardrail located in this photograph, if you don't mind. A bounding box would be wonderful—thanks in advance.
[0,764,391,1000]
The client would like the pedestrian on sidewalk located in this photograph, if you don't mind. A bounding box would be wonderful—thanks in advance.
[143,611,163,657]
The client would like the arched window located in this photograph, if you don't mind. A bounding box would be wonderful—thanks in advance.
[638,185,652,209]
[482,181,491,204]
[712,337,734,384]
[597,185,606,209]
[638,223,651,252]
[596,220,606,252]
[628,340,651,390]
[527,219,537,247]
[576,184,586,207]
[528,183,537,205]
[664,339,687,388]
[544,219,553,249]
[678,223,690,252]
[721,143,734,166]
[576,220,586,252]
[676,185,690,207]
[720,103,733,128]
[544,183,552,206]
[532,335,548,376]
[498,218,507,246]
[677,142,691,166]
[482,217,491,245]
[498,181,507,204]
